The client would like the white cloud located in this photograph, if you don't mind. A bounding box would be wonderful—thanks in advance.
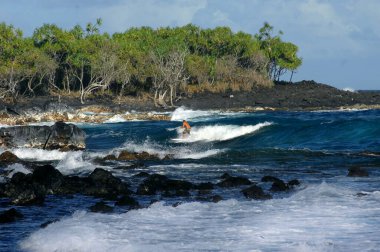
[95,0,207,33]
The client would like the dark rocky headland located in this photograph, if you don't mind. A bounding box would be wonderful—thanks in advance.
[1,81,380,125]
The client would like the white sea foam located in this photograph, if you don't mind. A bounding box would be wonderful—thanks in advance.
[173,122,272,143]
[11,148,69,161]
[56,151,96,175]
[103,114,127,123]
[170,106,250,122]
[4,163,31,177]
[170,106,220,121]
[20,182,380,251]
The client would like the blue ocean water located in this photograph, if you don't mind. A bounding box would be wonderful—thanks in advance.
[1,108,380,251]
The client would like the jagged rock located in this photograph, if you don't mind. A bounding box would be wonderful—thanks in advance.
[0,121,85,151]
[241,185,272,200]
[102,154,117,161]
[288,179,301,187]
[136,174,194,195]
[84,168,131,198]
[217,175,252,187]
[31,165,64,192]
[348,167,369,177]
[0,208,23,223]
[117,150,172,161]
[133,172,150,178]
[0,151,20,163]
[261,176,283,183]
[270,180,288,192]
[220,173,231,179]
[4,172,46,205]
[89,201,113,213]
[197,182,214,190]
[115,195,139,208]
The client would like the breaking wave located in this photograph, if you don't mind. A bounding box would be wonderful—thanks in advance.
[172,122,272,143]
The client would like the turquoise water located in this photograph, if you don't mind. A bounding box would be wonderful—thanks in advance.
[1,108,380,251]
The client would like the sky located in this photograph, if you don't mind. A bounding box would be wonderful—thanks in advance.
[1,0,379,90]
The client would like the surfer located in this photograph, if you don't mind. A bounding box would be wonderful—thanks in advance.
[181,120,191,137]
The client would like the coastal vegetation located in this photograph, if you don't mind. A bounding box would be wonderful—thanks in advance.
[0,20,302,106]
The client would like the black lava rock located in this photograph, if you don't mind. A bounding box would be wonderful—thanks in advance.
[241,185,272,200]
[115,195,139,208]
[270,180,288,192]
[89,201,114,213]
[0,208,23,223]
[217,175,252,187]
[136,174,194,196]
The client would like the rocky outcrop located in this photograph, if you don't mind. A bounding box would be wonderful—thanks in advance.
[0,208,23,223]
[0,121,85,151]
[217,173,253,187]
[241,185,272,200]
[136,174,194,196]
[109,150,172,161]
[261,176,301,191]
[0,151,20,163]
[2,166,132,205]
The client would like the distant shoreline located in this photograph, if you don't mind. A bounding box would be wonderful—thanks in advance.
[1,80,380,125]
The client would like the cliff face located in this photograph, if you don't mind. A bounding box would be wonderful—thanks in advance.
[0,121,86,151]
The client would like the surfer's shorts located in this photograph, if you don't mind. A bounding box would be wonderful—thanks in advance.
[183,128,191,134]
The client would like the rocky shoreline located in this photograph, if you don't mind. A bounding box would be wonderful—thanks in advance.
[0,81,380,125]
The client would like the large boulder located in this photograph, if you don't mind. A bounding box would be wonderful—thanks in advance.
[4,172,46,205]
[217,173,252,187]
[0,151,20,163]
[0,208,23,223]
[136,174,194,196]
[241,185,272,200]
[0,121,85,151]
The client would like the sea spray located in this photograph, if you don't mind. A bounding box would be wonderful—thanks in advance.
[173,122,272,143]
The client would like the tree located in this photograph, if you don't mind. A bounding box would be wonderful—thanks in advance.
[151,46,189,107]
[255,22,302,81]
[0,23,28,101]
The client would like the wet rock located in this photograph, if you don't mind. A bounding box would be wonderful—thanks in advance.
[241,185,272,200]
[220,173,231,179]
[288,179,301,188]
[56,176,91,195]
[133,172,150,178]
[0,208,23,223]
[4,172,46,205]
[172,202,182,207]
[102,154,117,161]
[31,165,64,192]
[117,151,159,161]
[136,174,194,195]
[348,167,369,177]
[115,195,139,208]
[117,150,172,161]
[261,176,283,183]
[270,180,288,192]
[85,168,131,198]
[0,121,85,151]
[89,201,114,213]
[217,175,252,187]
[0,151,20,163]
[197,182,214,190]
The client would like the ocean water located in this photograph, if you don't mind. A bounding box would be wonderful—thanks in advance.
[1,107,380,251]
